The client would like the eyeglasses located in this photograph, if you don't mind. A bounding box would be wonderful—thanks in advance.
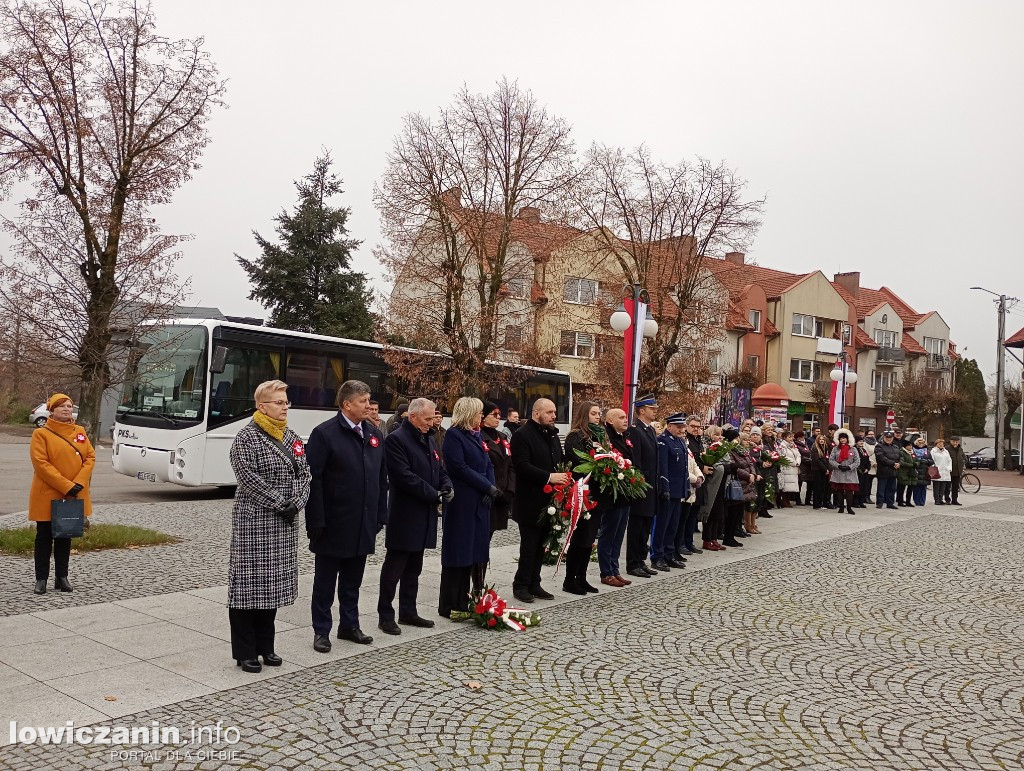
[260,400,291,407]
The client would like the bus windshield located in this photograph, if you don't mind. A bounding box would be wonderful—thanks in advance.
[118,325,208,422]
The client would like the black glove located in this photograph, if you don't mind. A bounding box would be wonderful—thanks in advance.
[276,503,298,525]
[307,525,324,541]
[660,489,670,502]
[441,487,455,503]
[66,483,83,498]
[837,464,850,472]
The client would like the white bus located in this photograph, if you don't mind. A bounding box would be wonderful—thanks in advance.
[112,319,572,486]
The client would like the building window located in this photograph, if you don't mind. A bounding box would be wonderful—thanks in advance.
[560,331,595,358]
[746,354,759,371]
[792,313,824,337]
[748,309,761,333]
[923,336,946,356]
[789,358,814,382]
[708,352,721,374]
[871,370,896,390]
[503,325,523,351]
[563,276,599,305]
[842,323,852,345]
[874,329,897,348]
[505,277,529,299]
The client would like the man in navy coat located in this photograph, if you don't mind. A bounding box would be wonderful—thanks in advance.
[377,397,451,635]
[626,395,660,578]
[305,380,388,651]
[649,412,692,572]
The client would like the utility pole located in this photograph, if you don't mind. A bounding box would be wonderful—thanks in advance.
[995,294,1006,471]
[972,287,1018,471]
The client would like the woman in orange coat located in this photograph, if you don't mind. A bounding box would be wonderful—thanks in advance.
[28,393,95,594]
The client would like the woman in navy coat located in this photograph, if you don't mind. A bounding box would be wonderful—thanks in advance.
[439,396,498,618]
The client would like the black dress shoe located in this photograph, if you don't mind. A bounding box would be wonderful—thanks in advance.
[581,580,599,594]
[262,653,283,666]
[237,658,262,673]
[626,567,651,578]
[378,619,401,635]
[512,588,535,603]
[529,586,555,600]
[678,547,694,556]
[760,512,774,518]
[33,580,47,595]
[398,615,435,628]
[736,530,751,538]
[55,577,73,592]
[667,558,688,569]
[722,538,743,547]
[561,580,587,596]
[650,559,670,571]
[686,546,703,554]
[313,634,332,653]
[338,627,373,645]
[641,565,658,577]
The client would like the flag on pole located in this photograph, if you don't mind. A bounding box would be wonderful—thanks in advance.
[827,358,842,426]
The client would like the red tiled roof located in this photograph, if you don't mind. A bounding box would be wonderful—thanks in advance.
[763,317,780,336]
[726,301,754,331]
[948,340,961,360]
[901,332,927,356]
[702,256,809,300]
[854,327,879,350]
[1005,327,1024,348]
[878,287,920,326]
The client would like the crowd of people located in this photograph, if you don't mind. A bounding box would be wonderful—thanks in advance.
[25,382,971,674]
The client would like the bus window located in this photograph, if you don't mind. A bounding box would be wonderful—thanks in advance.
[284,351,332,408]
[209,344,282,424]
[526,376,570,424]
[484,384,525,420]
[348,358,391,410]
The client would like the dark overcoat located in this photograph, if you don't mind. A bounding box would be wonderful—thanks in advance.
[228,422,312,609]
[482,426,515,531]
[510,419,564,526]
[441,427,495,567]
[305,413,388,558]
[628,420,658,518]
[384,419,450,552]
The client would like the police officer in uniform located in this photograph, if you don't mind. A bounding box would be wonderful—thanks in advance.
[625,395,659,578]
[648,412,691,572]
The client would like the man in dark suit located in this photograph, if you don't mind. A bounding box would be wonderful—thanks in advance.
[305,380,388,651]
[510,397,568,604]
[377,397,451,635]
[626,395,660,578]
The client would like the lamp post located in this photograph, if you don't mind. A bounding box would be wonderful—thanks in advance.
[829,351,858,428]
[971,286,1016,471]
[610,284,658,424]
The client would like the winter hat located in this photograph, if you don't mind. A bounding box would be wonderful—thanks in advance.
[722,426,740,441]
[47,393,72,412]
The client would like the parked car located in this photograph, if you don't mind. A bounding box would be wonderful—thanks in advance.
[28,401,80,428]
[966,447,1021,470]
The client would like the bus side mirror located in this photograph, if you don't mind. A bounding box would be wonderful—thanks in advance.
[210,346,229,374]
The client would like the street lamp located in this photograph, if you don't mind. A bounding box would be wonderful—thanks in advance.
[829,356,858,428]
[609,284,657,423]
[971,286,1013,471]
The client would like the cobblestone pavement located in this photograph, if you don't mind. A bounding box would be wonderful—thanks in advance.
[0,503,522,616]
[2,512,1023,770]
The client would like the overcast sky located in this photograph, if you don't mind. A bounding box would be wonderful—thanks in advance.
[146,0,1023,384]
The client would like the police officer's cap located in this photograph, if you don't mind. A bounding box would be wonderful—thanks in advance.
[665,412,687,425]
[634,394,659,408]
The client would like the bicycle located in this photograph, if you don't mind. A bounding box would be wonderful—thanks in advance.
[960,472,981,495]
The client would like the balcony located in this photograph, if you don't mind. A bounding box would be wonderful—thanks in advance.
[926,354,951,371]
[874,384,893,406]
[876,347,906,366]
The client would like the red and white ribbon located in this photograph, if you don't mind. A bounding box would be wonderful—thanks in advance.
[553,472,591,577]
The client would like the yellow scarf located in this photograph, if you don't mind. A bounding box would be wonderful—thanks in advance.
[253,411,287,442]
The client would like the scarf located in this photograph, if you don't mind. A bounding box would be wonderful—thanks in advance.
[837,443,852,463]
[481,425,501,442]
[588,422,607,443]
[253,411,287,442]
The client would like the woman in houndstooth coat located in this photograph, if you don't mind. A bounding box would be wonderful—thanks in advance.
[227,380,311,673]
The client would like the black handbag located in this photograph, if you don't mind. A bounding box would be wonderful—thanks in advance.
[51,498,85,538]
[725,478,744,501]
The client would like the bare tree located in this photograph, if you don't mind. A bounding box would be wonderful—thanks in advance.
[374,78,577,403]
[574,145,764,396]
[0,198,189,406]
[0,0,225,435]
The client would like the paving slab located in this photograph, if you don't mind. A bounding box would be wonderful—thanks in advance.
[0,682,105,747]
[85,621,224,660]
[0,636,137,681]
[32,603,157,635]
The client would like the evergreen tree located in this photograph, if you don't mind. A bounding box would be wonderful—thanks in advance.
[953,358,987,435]
[237,153,374,339]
